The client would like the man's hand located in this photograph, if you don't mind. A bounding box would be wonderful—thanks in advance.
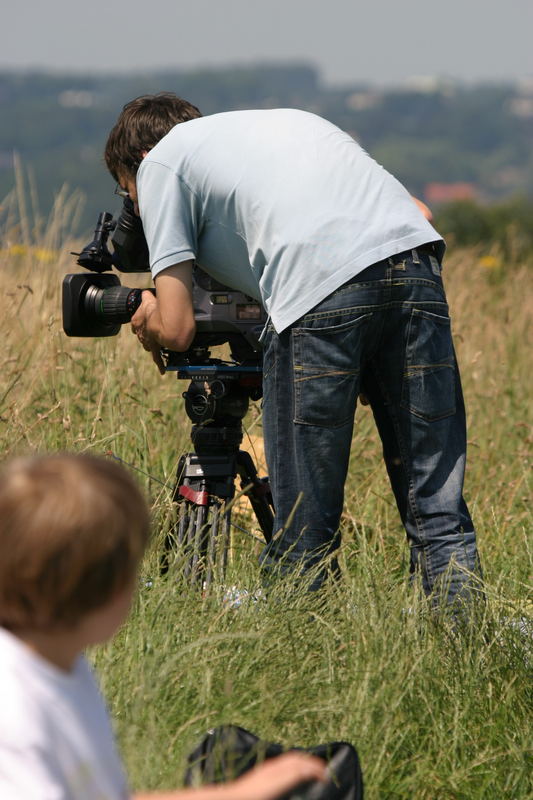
[131,291,166,375]
[130,261,196,375]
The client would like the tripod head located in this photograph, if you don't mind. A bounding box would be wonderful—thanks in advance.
[166,348,262,428]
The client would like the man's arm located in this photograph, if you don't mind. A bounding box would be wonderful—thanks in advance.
[131,261,196,373]
[412,196,433,221]
[133,750,327,800]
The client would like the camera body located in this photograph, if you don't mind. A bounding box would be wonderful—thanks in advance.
[62,198,267,365]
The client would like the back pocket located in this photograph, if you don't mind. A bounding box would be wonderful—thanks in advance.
[292,313,370,427]
[401,309,456,421]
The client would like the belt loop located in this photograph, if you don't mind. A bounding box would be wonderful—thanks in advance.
[411,248,420,264]
[429,255,441,276]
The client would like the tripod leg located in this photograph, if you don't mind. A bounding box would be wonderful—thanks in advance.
[172,499,233,588]
[203,501,233,588]
[236,450,274,543]
[204,503,219,589]
[210,504,230,583]
[160,501,192,576]
[177,505,189,546]
[180,504,196,580]
[219,507,231,577]
[189,503,208,584]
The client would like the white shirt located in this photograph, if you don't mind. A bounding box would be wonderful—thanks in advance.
[138,108,443,333]
[0,627,129,800]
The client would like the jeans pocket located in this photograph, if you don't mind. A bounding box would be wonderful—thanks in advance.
[401,309,456,421]
[292,313,371,427]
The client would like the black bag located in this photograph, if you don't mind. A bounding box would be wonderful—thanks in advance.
[183,724,363,800]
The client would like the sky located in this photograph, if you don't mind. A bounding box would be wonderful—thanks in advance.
[1,0,531,87]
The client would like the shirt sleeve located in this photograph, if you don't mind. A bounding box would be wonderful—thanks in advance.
[137,159,198,279]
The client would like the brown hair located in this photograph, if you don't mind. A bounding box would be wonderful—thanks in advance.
[0,453,151,631]
[105,92,202,181]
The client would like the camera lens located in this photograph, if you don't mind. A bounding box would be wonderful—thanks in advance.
[83,285,141,324]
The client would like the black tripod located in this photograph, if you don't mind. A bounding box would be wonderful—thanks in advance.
[162,351,274,587]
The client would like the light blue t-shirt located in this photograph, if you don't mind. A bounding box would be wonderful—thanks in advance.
[137,108,443,333]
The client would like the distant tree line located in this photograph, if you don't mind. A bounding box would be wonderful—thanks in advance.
[0,63,532,236]
[434,197,533,263]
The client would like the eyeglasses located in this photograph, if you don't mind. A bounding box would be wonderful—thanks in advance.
[114,184,130,199]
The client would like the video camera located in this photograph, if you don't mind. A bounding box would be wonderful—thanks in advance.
[62,197,267,372]
[62,197,274,557]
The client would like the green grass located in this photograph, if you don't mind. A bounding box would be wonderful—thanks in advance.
[94,553,531,799]
[1,211,532,798]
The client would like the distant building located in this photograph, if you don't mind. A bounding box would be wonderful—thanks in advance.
[58,90,94,108]
[508,96,533,118]
[345,91,381,111]
[424,182,478,205]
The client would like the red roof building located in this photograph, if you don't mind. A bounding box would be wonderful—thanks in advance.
[424,182,478,204]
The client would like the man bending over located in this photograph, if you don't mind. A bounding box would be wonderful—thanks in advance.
[105,93,481,606]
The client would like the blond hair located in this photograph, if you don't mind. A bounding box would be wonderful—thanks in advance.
[0,453,150,630]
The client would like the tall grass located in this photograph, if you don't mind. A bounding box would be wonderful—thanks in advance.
[1,191,531,799]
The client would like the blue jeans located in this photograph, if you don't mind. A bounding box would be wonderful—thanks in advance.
[260,247,481,604]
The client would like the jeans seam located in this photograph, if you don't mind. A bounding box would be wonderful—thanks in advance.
[294,369,359,381]
[300,300,448,323]
[371,363,436,588]
[267,335,281,540]
[336,276,443,293]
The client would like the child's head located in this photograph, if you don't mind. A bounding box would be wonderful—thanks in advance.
[0,453,150,633]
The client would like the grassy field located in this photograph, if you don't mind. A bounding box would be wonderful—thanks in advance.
[1,198,532,798]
